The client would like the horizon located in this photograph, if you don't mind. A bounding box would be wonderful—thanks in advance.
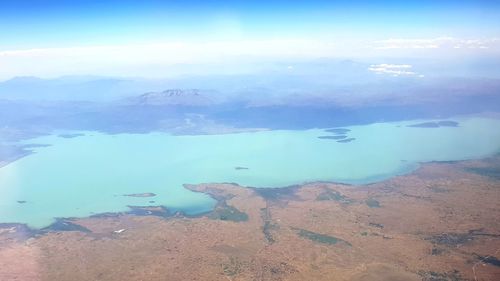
[1,1,500,79]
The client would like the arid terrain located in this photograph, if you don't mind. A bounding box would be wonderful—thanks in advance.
[1,156,499,281]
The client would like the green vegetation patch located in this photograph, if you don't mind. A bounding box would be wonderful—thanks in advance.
[262,220,278,243]
[41,219,91,233]
[260,207,278,244]
[465,167,500,180]
[428,186,450,193]
[296,228,351,246]
[208,205,248,222]
[426,233,474,246]
[431,247,446,255]
[477,255,500,267]
[418,270,466,281]
[365,198,381,208]
[369,222,384,228]
[426,230,500,246]
[252,186,299,201]
[221,257,243,276]
[316,190,353,203]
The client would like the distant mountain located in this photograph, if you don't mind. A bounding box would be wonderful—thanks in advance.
[0,76,189,102]
[1,76,45,84]
[131,89,218,106]
[1,66,500,143]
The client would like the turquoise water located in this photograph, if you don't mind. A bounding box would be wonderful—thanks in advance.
[1,117,500,228]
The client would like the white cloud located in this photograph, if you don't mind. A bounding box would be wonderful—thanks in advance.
[374,37,499,50]
[368,64,421,77]
[0,39,342,79]
[0,40,327,63]
[0,36,498,80]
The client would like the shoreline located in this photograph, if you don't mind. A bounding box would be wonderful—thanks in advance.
[2,153,498,233]
[1,113,497,168]
[1,117,500,230]
[1,154,499,280]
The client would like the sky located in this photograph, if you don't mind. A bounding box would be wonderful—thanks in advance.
[1,0,499,79]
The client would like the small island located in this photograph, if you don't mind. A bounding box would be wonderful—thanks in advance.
[336,138,356,143]
[58,133,85,139]
[407,120,459,128]
[123,193,156,198]
[317,135,348,140]
[325,128,351,134]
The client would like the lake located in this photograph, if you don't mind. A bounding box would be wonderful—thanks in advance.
[1,116,500,228]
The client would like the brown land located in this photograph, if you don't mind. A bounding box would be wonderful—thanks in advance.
[1,156,499,281]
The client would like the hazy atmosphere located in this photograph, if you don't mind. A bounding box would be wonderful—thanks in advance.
[1,1,500,281]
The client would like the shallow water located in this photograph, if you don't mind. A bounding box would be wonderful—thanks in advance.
[1,117,500,228]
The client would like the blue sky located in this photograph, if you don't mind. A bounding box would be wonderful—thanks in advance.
[1,0,499,48]
[0,1,499,79]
